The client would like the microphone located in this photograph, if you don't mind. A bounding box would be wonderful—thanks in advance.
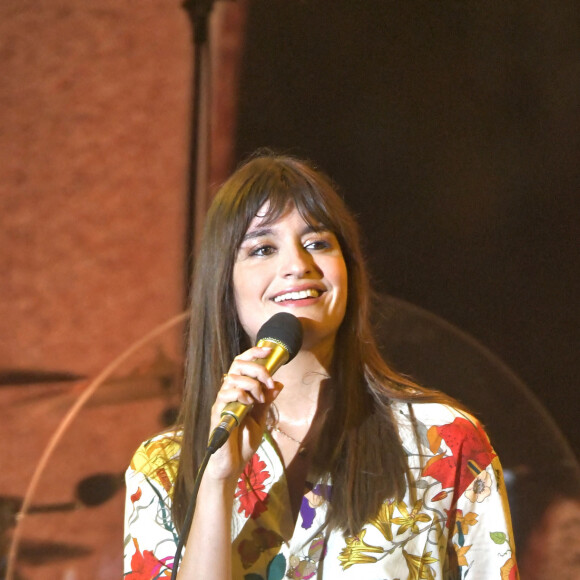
[207,312,303,453]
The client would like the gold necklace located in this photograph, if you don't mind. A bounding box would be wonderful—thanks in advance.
[271,425,308,457]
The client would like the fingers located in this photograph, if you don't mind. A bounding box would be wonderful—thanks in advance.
[261,380,284,406]
[229,347,276,389]
[217,375,260,406]
[213,346,277,411]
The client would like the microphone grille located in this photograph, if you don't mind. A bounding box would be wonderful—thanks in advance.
[256,313,303,361]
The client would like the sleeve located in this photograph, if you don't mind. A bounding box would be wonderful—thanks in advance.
[447,450,519,579]
[123,438,181,579]
[415,407,519,579]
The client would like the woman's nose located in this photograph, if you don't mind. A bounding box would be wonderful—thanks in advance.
[280,244,316,278]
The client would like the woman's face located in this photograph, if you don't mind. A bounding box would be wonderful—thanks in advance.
[232,204,348,354]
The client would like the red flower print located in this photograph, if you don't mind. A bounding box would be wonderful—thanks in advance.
[431,490,448,502]
[156,467,172,493]
[126,538,171,579]
[235,453,270,519]
[422,417,496,502]
[130,487,142,503]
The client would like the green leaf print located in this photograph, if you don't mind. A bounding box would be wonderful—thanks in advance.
[266,553,286,580]
[490,531,507,544]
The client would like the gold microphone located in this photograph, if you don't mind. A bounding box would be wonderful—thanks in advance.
[207,313,303,453]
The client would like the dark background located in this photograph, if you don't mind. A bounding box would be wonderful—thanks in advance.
[234,0,579,455]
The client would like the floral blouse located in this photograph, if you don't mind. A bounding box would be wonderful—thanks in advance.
[124,402,519,579]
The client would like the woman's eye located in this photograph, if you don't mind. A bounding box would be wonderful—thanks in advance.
[305,239,330,251]
[250,244,276,257]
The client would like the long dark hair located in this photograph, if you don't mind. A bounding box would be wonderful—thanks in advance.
[172,153,457,534]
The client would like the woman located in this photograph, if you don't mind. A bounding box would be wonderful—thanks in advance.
[124,154,518,579]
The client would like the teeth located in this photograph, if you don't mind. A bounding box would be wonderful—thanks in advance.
[273,289,321,303]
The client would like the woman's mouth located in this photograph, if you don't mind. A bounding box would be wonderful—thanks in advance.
[272,289,323,303]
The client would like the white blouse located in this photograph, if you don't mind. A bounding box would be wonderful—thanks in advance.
[124,402,519,579]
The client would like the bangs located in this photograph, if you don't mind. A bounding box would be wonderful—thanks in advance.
[232,158,343,247]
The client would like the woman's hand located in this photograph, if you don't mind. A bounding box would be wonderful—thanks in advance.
[205,346,283,483]
[179,347,281,579]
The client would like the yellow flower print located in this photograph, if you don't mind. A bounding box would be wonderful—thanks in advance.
[402,549,438,580]
[447,509,478,536]
[500,556,518,579]
[369,500,395,541]
[445,508,479,543]
[393,500,431,535]
[464,469,492,503]
[130,436,181,492]
[338,529,384,570]
[456,510,478,529]
[453,543,472,566]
